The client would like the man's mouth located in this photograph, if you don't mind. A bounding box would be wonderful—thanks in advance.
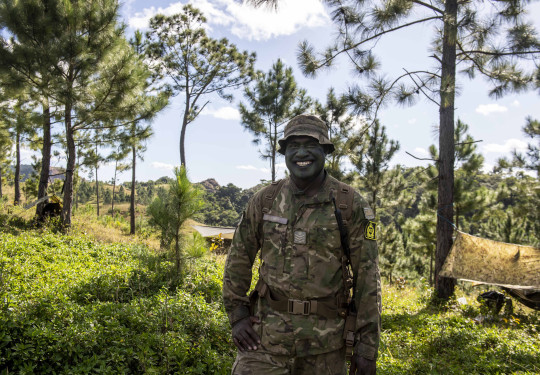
[296,161,312,167]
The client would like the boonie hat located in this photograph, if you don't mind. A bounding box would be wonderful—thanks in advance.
[277,114,335,155]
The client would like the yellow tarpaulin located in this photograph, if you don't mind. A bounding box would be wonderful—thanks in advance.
[440,231,540,290]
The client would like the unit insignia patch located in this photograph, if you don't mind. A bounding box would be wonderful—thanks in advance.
[364,221,377,241]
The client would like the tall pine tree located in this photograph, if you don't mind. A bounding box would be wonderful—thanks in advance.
[239,59,312,181]
[315,88,360,181]
[146,5,256,167]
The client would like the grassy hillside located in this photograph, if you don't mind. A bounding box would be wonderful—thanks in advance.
[0,216,538,374]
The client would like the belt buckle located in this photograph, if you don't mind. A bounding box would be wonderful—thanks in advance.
[288,299,310,315]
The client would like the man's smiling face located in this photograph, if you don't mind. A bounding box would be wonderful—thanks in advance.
[284,135,326,183]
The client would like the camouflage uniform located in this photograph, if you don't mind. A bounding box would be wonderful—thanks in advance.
[223,174,381,374]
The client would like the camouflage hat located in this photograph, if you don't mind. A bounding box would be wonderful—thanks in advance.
[277,114,334,155]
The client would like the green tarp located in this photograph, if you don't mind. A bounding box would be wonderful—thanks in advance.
[440,231,540,290]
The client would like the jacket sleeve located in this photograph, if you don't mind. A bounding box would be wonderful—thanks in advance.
[222,193,262,326]
[349,194,382,360]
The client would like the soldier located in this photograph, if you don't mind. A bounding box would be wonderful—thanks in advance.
[223,114,381,375]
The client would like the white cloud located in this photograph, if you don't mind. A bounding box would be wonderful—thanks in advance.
[483,138,527,154]
[414,147,429,156]
[475,103,508,116]
[152,162,175,170]
[202,106,240,120]
[408,118,417,124]
[225,0,329,41]
[511,100,520,107]
[127,2,186,29]
[236,164,274,173]
[236,165,258,170]
[127,0,329,41]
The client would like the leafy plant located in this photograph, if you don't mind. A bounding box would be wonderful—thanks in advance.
[185,231,208,259]
[147,166,204,276]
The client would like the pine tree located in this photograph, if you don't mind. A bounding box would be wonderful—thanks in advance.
[239,59,312,181]
[407,119,491,283]
[452,120,490,232]
[349,120,413,284]
[147,166,204,275]
[109,150,129,216]
[122,30,167,235]
[490,119,540,246]
[350,119,400,217]
[146,5,256,167]
[78,129,108,216]
[0,0,61,217]
[314,88,360,181]
[0,111,10,199]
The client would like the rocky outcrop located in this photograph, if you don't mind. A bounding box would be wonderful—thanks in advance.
[198,178,220,193]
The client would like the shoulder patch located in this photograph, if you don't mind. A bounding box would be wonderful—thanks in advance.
[363,207,375,220]
[364,221,377,241]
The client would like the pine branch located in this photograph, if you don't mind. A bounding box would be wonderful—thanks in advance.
[403,69,441,107]
[309,16,442,73]
[411,0,444,15]
[457,49,540,58]
[406,151,439,161]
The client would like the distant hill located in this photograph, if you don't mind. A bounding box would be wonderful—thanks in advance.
[12,164,65,182]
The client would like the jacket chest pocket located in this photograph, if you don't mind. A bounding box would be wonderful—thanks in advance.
[307,222,343,287]
[260,220,287,281]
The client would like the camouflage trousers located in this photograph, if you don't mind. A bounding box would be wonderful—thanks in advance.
[231,347,347,375]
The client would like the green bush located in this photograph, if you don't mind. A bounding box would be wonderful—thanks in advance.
[0,231,233,374]
[184,232,208,259]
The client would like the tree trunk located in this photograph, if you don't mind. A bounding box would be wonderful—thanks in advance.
[435,0,458,300]
[62,103,76,229]
[95,164,100,217]
[180,119,188,167]
[36,103,51,218]
[112,160,117,215]
[430,247,434,286]
[180,90,190,167]
[175,234,181,275]
[14,131,20,205]
[271,121,277,182]
[130,144,136,235]
[75,154,80,211]
[271,146,276,182]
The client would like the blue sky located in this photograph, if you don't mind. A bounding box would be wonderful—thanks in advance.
[19,0,539,188]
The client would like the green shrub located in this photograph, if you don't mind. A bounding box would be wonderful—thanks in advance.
[184,232,208,259]
[0,231,233,374]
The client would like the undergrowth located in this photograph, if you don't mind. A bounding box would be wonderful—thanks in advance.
[0,231,233,374]
[0,216,538,374]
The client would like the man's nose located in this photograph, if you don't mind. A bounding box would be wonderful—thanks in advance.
[296,146,309,156]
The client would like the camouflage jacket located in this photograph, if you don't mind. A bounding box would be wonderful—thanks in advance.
[223,174,381,359]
